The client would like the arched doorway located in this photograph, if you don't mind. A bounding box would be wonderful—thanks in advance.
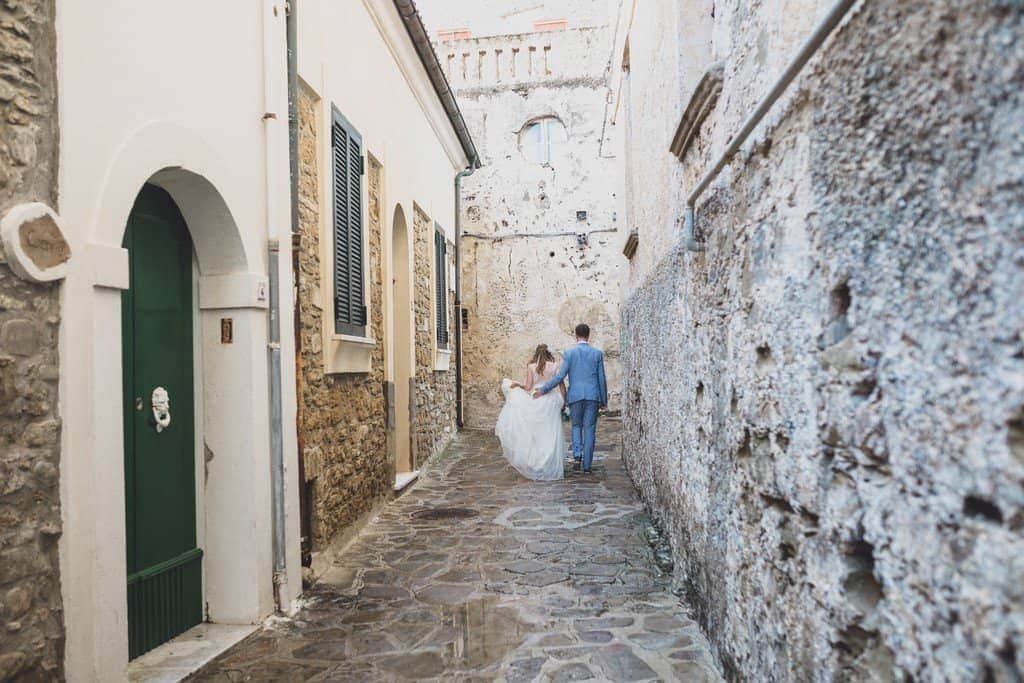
[391,205,413,474]
[121,184,201,658]
[63,122,301,678]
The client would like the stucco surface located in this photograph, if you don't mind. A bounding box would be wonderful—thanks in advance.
[620,0,1024,679]
[0,0,64,678]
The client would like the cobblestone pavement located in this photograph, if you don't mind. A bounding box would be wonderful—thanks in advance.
[190,419,722,682]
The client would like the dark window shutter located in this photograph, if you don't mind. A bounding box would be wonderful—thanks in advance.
[331,108,366,336]
[434,229,448,349]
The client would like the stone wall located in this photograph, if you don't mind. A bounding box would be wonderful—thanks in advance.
[0,0,64,678]
[295,86,390,548]
[412,207,456,469]
[443,21,624,429]
[619,0,1024,680]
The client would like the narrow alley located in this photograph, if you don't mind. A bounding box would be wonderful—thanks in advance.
[2,0,1021,679]
[188,421,721,682]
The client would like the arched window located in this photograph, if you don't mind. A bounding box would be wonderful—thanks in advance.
[519,116,567,165]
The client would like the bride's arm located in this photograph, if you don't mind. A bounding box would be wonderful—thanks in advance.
[522,365,536,391]
[510,365,534,391]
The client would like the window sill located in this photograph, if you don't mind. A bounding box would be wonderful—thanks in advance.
[324,335,376,374]
[332,333,375,347]
[434,348,452,372]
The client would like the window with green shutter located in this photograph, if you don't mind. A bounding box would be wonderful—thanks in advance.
[331,107,366,336]
[434,227,449,349]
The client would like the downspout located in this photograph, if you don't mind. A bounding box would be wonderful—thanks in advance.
[285,0,311,568]
[287,0,299,237]
[683,0,858,251]
[262,0,289,612]
[454,164,476,429]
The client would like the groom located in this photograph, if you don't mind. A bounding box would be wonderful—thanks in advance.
[534,323,608,473]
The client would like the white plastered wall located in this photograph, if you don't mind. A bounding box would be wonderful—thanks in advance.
[55,2,302,680]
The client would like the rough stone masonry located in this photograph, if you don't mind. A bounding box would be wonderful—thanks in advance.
[441,14,624,429]
[620,0,1024,680]
[0,0,65,678]
[295,85,391,548]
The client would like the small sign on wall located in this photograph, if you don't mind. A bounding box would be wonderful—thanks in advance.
[221,318,233,344]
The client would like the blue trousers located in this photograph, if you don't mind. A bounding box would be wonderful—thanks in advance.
[569,399,600,470]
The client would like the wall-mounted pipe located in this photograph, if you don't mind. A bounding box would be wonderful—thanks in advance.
[287,0,299,236]
[262,0,289,612]
[454,165,476,429]
[462,227,619,242]
[683,0,858,251]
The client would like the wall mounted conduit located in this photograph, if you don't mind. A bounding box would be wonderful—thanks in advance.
[462,228,618,242]
[682,0,860,251]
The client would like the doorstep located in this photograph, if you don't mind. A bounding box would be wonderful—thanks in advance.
[126,623,257,682]
[393,470,420,491]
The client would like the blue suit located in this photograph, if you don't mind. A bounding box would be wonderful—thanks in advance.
[538,342,608,471]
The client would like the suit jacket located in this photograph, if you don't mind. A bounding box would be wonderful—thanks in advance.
[539,342,608,405]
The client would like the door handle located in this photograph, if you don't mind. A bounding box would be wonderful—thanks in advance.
[151,387,171,433]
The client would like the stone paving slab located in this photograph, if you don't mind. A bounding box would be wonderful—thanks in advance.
[189,420,722,682]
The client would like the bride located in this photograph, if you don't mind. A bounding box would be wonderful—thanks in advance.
[495,344,567,481]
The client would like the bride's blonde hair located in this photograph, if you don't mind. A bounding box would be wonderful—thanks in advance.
[531,344,555,376]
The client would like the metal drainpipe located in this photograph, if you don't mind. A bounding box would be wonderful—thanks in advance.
[285,0,310,567]
[683,0,858,251]
[454,164,476,429]
[287,0,299,236]
[262,0,289,612]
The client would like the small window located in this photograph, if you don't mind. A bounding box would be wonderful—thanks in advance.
[434,227,449,349]
[331,107,366,337]
[519,116,567,165]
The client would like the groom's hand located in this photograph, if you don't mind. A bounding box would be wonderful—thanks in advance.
[532,390,543,399]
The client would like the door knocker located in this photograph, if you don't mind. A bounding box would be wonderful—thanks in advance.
[151,387,171,433]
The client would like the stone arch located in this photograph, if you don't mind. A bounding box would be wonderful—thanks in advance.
[62,121,279,677]
[88,121,253,277]
[147,168,247,275]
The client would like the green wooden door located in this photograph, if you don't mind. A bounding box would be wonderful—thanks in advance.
[122,184,202,659]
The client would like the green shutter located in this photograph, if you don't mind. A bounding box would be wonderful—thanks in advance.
[434,228,448,349]
[332,107,366,336]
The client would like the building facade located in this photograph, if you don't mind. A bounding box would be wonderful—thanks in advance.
[0,0,475,678]
[424,0,624,429]
[55,1,306,678]
[293,0,473,551]
[0,0,64,679]
[613,0,1024,680]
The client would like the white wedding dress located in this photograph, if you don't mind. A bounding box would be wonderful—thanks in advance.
[495,362,565,481]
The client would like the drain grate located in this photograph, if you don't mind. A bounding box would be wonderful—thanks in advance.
[410,507,479,520]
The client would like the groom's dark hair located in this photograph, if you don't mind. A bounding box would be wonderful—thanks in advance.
[575,323,590,339]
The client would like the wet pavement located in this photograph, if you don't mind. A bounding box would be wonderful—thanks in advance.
[190,419,722,682]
